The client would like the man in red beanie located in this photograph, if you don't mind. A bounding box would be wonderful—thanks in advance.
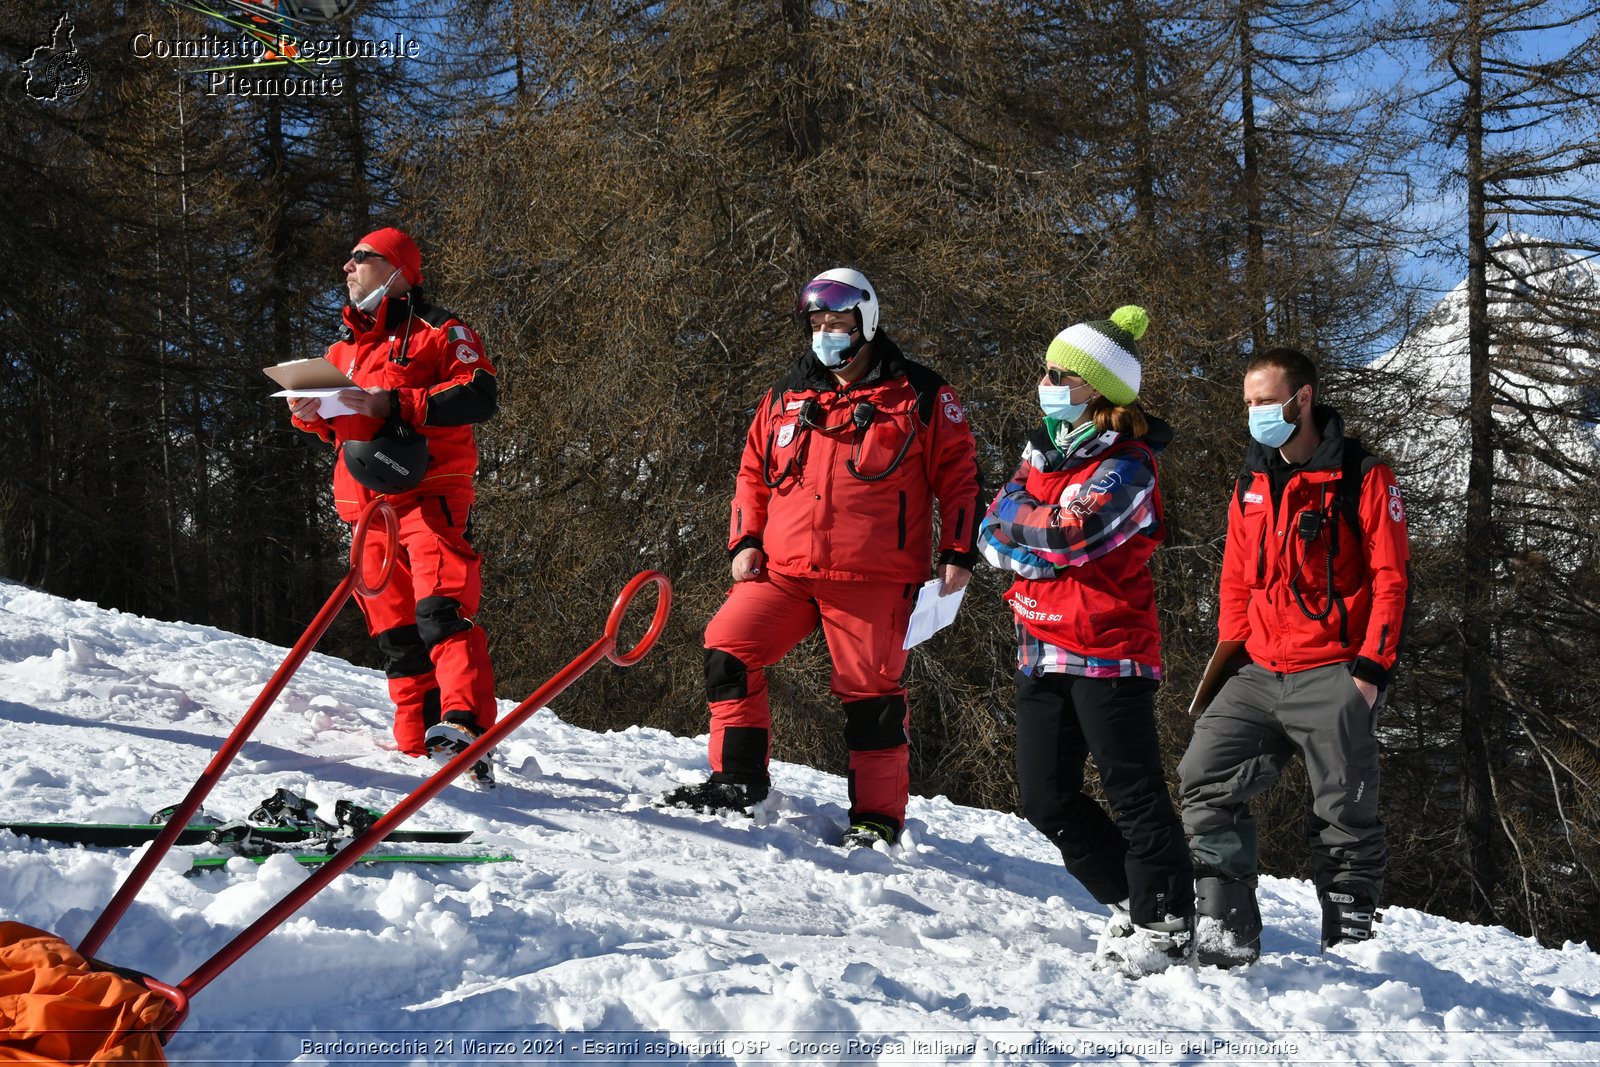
[287,227,501,787]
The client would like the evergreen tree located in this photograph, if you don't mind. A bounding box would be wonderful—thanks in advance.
[1383,0,1600,941]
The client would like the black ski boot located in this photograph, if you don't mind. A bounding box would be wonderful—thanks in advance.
[659,773,769,815]
[1194,869,1262,968]
[1320,881,1379,949]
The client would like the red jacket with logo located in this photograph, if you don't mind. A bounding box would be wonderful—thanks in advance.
[291,293,497,521]
[729,337,983,583]
[983,426,1167,669]
[1220,406,1410,686]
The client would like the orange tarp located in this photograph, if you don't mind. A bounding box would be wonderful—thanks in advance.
[0,922,173,1065]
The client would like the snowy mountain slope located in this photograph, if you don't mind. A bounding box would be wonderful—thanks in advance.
[1374,235,1600,510]
[1,579,1597,1065]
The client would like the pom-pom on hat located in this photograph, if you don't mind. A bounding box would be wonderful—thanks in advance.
[1045,305,1149,407]
[357,227,424,288]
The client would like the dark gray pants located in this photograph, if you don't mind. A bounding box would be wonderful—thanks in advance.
[1178,661,1386,897]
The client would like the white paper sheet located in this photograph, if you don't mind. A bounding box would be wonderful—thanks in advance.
[901,577,967,650]
[272,387,357,418]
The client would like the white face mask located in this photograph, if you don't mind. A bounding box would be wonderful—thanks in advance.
[354,268,401,313]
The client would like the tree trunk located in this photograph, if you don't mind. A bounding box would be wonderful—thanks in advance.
[1238,4,1268,352]
[1457,0,1499,926]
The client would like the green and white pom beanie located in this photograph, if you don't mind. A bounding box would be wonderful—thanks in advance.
[1045,305,1149,407]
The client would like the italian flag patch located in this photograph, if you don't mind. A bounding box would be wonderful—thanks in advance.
[447,326,474,343]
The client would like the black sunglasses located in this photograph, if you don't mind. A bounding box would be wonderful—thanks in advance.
[1045,367,1086,388]
[349,250,388,265]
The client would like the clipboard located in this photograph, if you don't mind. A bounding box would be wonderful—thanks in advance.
[1187,639,1247,717]
[263,357,355,391]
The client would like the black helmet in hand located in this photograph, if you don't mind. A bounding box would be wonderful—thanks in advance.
[342,416,429,493]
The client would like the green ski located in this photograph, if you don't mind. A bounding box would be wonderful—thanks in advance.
[0,822,474,848]
[2,792,480,849]
[189,851,515,870]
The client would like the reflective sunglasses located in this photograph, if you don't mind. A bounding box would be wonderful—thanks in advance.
[349,250,388,265]
[1045,367,1087,388]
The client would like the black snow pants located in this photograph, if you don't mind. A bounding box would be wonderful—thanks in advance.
[1014,671,1194,925]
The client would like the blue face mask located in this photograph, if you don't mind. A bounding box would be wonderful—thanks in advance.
[1248,401,1299,448]
[812,330,856,368]
[1038,383,1088,424]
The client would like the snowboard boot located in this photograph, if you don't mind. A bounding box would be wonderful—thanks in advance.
[836,814,899,850]
[1093,900,1195,977]
[659,773,769,815]
[1194,870,1262,968]
[423,712,496,790]
[1319,881,1379,950]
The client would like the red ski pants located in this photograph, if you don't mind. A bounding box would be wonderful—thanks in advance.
[703,571,915,826]
[354,495,497,755]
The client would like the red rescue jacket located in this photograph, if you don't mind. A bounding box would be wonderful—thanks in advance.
[291,293,497,521]
[729,337,983,583]
[1219,406,1411,686]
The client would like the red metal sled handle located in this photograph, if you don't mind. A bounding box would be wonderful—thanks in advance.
[174,570,673,1004]
[77,500,399,960]
[350,498,400,599]
[605,569,672,666]
[145,976,191,1041]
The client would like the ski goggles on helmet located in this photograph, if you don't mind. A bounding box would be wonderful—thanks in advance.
[796,279,872,322]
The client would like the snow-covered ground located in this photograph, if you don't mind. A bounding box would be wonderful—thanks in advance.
[2,578,1597,1065]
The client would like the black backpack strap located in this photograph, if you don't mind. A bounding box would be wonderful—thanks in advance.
[1336,438,1412,668]
[1336,439,1380,544]
[901,359,947,425]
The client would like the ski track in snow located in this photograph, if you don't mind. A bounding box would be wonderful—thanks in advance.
[2,579,1598,1065]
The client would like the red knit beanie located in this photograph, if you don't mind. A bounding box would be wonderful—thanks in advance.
[357,227,423,287]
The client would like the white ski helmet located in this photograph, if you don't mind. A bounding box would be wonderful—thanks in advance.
[796,267,879,341]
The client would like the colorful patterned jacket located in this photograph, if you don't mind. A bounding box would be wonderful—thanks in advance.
[980,418,1168,670]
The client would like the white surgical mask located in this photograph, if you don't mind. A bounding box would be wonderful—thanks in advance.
[354,268,401,313]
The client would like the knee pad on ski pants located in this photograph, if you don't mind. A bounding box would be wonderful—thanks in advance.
[705,648,750,704]
[416,596,474,649]
[377,624,432,679]
[843,695,909,751]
